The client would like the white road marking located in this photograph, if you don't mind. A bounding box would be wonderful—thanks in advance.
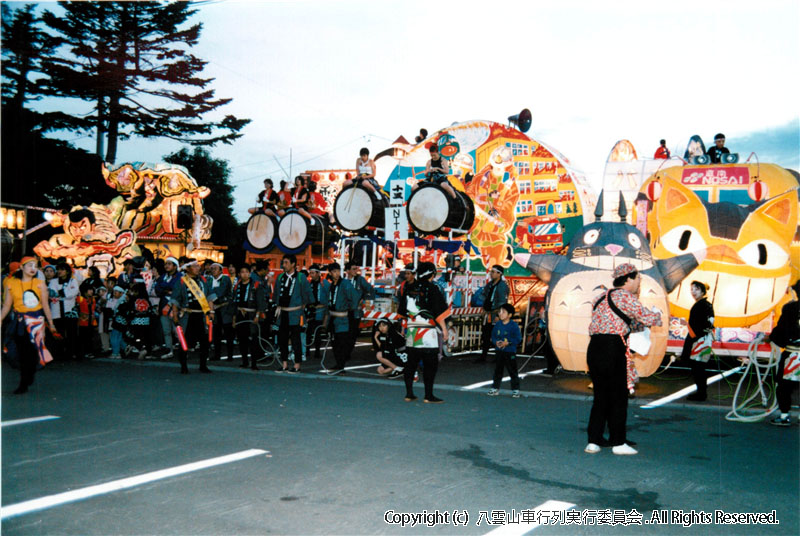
[462,369,546,390]
[483,500,576,535]
[1,416,60,428]
[641,366,743,409]
[317,363,378,373]
[1,448,267,520]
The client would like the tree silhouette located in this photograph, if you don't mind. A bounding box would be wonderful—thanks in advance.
[40,1,250,163]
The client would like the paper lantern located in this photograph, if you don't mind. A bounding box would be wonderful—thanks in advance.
[329,172,337,181]
[646,179,662,202]
[748,179,768,202]
[515,192,701,377]
[646,177,796,327]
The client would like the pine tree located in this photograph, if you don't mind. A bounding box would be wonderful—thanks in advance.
[1,3,57,126]
[41,1,250,163]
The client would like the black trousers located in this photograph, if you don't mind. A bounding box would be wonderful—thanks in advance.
[176,313,209,371]
[54,317,78,360]
[480,320,493,358]
[404,347,439,399]
[587,334,629,446]
[330,328,352,369]
[347,316,360,355]
[306,317,325,359]
[14,321,38,389]
[777,351,798,413]
[278,314,303,365]
[681,337,707,396]
[493,352,520,390]
[234,318,260,366]
[213,318,235,361]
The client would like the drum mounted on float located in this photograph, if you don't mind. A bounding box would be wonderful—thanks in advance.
[244,211,278,253]
[406,179,475,236]
[333,183,387,232]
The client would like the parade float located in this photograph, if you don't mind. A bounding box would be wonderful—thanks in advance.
[33,162,223,275]
[633,139,800,357]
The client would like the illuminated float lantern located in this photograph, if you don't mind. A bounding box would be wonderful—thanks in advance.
[516,192,702,376]
[637,163,799,328]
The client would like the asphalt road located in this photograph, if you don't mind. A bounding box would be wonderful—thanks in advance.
[2,345,798,535]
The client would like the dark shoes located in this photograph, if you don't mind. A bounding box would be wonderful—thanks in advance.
[687,393,707,402]
[199,367,212,374]
[404,395,418,402]
[424,396,444,404]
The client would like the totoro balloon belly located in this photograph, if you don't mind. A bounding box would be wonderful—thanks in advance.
[547,271,668,377]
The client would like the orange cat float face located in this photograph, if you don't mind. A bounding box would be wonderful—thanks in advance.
[650,178,796,327]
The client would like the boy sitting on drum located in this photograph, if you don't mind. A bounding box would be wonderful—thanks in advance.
[344,147,381,197]
[413,144,457,199]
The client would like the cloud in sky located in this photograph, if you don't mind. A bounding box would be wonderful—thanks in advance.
[30,0,799,220]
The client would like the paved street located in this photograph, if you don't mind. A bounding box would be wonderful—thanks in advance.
[2,344,798,535]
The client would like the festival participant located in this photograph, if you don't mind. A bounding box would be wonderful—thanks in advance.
[654,139,671,159]
[108,286,127,359]
[76,280,98,359]
[414,128,428,144]
[207,263,235,362]
[373,319,405,377]
[585,263,662,456]
[274,254,312,373]
[307,180,335,225]
[49,262,80,360]
[344,148,379,194]
[403,262,450,403]
[43,264,56,285]
[486,303,522,398]
[680,281,715,402]
[475,265,509,363]
[415,144,456,199]
[232,264,267,370]
[118,259,135,289]
[395,263,415,318]
[706,133,730,164]
[170,259,214,374]
[0,256,56,394]
[767,280,800,426]
[306,264,330,361]
[154,256,181,358]
[290,175,315,223]
[345,261,374,357]
[122,282,153,359]
[277,180,293,216]
[325,263,358,373]
[253,177,280,216]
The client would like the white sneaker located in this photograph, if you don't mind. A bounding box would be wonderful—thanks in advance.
[584,443,601,454]
[161,351,173,360]
[487,388,499,396]
[612,443,638,456]
[511,390,520,398]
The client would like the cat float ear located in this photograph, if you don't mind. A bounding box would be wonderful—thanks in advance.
[594,190,605,222]
[655,177,704,214]
[748,188,799,239]
[754,188,798,226]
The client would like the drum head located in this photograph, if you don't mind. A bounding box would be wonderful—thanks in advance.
[278,211,308,250]
[334,186,374,231]
[408,186,448,233]
[246,213,275,250]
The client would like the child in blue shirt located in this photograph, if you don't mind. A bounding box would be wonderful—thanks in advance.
[488,303,522,398]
